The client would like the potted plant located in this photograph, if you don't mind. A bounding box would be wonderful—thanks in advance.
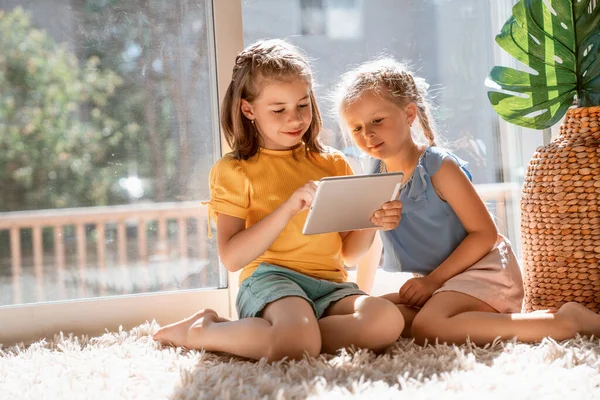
[487,0,599,312]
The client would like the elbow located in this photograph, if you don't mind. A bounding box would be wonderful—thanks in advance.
[219,253,243,272]
[341,249,359,268]
[218,241,245,272]
[480,226,499,251]
[466,225,497,254]
[341,235,370,267]
[343,257,358,268]
[488,222,500,244]
[222,262,240,273]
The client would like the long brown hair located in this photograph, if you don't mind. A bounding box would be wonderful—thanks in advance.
[333,58,439,147]
[221,39,324,160]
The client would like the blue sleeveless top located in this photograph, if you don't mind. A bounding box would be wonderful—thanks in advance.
[372,147,472,275]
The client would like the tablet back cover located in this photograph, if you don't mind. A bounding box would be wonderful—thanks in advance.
[302,172,403,235]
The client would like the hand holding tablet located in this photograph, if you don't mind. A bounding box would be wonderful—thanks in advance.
[302,172,404,235]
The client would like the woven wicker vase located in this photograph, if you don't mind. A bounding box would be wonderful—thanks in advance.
[520,106,600,313]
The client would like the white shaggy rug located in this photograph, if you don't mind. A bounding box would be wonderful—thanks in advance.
[1,322,599,400]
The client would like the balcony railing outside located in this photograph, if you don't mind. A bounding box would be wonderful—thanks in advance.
[0,201,215,305]
[0,183,521,306]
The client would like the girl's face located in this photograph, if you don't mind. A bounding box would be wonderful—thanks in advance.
[341,90,416,160]
[241,78,313,151]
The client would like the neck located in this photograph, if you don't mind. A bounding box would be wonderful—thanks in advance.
[382,142,427,173]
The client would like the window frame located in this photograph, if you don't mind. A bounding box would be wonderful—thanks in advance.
[0,0,245,346]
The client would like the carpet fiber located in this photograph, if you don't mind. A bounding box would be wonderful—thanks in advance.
[1,322,599,399]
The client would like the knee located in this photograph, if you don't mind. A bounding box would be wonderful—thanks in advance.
[359,297,404,349]
[267,323,321,362]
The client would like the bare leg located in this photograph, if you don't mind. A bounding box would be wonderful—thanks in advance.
[411,291,600,346]
[153,297,321,361]
[380,292,420,338]
[154,309,224,347]
[319,295,404,353]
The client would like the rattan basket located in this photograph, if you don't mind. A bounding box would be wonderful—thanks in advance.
[520,106,600,313]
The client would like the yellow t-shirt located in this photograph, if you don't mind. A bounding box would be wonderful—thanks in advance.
[207,144,353,283]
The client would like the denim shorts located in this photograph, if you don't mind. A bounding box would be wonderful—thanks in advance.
[236,263,366,319]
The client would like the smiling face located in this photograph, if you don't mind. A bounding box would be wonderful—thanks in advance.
[241,78,313,151]
[341,90,417,160]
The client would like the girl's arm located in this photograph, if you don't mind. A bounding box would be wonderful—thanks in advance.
[217,181,317,272]
[340,229,377,267]
[340,200,401,266]
[217,207,293,272]
[425,159,498,287]
[354,232,383,293]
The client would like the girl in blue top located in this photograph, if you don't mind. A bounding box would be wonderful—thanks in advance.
[333,58,600,345]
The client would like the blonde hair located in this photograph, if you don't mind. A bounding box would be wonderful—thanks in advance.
[221,39,324,160]
[333,58,438,146]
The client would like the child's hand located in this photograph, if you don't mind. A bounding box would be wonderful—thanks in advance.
[283,181,318,216]
[370,200,402,230]
[397,276,441,307]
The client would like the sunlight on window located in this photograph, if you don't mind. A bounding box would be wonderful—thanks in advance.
[119,177,145,199]
[0,1,223,306]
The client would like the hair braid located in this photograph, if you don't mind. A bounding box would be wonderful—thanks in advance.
[403,73,436,146]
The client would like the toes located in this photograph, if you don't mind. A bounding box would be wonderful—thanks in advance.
[152,328,165,340]
[192,309,217,319]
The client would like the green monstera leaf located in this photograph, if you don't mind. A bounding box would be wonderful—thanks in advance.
[487,0,600,129]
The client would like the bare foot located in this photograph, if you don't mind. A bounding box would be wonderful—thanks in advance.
[557,302,600,337]
[153,309,218,348]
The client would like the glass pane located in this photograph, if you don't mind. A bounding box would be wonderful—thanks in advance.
[0,0,223,306]
[241,0,540,257]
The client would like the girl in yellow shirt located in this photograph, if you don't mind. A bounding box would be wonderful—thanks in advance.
[154,39,404,361]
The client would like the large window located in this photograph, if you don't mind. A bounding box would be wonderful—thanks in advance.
[0,0,240,345]
[0,0,224,308]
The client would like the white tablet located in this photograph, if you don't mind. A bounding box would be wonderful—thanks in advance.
[302,172,404,235]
